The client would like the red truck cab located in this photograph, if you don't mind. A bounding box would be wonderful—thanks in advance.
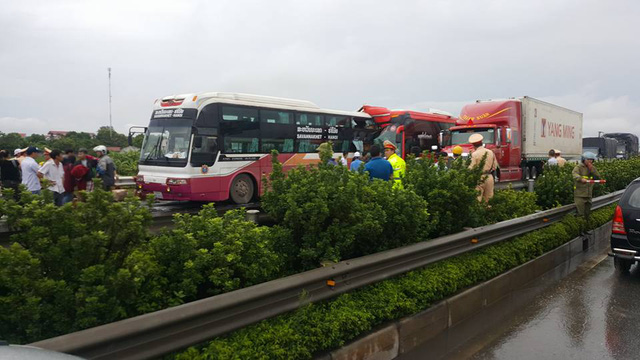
[442,100,523,181]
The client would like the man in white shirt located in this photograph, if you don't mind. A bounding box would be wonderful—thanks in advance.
[547,149,558,166]
[21,146,43,194]
[38,149,65,206]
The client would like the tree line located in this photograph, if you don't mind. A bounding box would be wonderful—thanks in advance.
[0,126,143,153]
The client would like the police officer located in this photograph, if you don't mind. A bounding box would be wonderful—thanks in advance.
[572,151,600,225]
[383,140,406,188]
[468,134,496,202]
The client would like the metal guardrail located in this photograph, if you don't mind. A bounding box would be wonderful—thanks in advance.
[30,190,623,360]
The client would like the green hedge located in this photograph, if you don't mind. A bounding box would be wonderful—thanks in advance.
[535,157,640,209]
[174,205,616,360]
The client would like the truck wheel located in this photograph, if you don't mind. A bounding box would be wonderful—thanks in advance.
[230,174,254,204]
[614,257,632,273]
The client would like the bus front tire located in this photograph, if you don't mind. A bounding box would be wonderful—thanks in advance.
[230,174,254,204]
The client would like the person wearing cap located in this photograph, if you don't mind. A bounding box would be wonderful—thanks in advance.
[383,140,406,188]
[572,151,601,226]
[94,145,117,190]
[445,145,464,169]
[547,149,558,166]
[13,148,27,164]
[38,149,66,206]
[364,144,393,181]
[555,149,567,167]
[21,146,43,194]
[39,147,52,166]
[468,133,497,202]
[350,151,364,172]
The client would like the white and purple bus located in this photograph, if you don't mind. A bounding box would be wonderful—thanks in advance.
[134,92,374,203]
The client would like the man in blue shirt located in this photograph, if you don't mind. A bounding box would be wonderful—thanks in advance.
[364,145,393,181]
[349,151,364,172]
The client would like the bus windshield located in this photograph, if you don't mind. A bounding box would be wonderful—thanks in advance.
[373,126,400,153]
[140,123,192,164]
[450,128,495,145]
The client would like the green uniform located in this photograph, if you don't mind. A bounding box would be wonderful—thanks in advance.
[572,162,600,221]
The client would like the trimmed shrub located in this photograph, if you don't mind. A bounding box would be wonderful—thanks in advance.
[486,188,540,223]
[404,155,485,236]
[535,164,574,209]
[263,151,433,271]
[0,187,153,343]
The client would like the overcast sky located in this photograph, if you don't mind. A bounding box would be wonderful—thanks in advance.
[1,0,638,137]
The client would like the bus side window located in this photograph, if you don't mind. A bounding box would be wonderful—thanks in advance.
[261,110,293,124]
[296,113,323,126]
[191,136,218,166]
[326,116,350,128]
[222,106,258,122]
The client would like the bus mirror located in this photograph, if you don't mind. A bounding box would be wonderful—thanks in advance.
[506,128,512,143]
[496,128,502,147]
[439,131,444,146]
[128,126,147,147]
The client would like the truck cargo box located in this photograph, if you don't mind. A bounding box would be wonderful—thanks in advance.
[522,97,583,160]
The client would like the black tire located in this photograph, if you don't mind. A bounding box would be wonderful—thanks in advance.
[530,166,538,179]
[230,174,254,204]
[614,257,632,273]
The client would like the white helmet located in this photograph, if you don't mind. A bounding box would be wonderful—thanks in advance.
[93,145,107,153]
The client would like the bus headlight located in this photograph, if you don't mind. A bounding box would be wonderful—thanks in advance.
[166,178,189,185]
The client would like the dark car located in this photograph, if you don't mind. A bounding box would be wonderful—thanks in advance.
[610,178,640,272]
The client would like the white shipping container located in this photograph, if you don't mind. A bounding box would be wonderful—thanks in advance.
[521,96,583,160]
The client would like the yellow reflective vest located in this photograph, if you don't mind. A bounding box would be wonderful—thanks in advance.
[387,153,406,188]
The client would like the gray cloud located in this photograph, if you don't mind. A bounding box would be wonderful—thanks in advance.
[1,0,639,137]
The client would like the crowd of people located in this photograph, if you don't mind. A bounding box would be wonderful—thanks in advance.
[0,145,116,206]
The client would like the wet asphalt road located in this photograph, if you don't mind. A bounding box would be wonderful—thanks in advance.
[457,254,640,360]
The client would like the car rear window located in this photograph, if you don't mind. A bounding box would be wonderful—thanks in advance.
[624,185,640,208]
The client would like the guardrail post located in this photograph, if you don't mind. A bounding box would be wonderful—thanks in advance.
[527,179,535,193]
[246,209,260,223]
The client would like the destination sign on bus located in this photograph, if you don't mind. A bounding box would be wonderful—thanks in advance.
[296,125,341,140]
[151,108,198,119]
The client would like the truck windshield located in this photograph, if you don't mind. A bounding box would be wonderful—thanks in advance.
[140,124,192,165]
[450,128,495,145]
[617,145,625,154]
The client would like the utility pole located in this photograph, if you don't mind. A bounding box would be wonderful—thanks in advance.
[108,67,113,139]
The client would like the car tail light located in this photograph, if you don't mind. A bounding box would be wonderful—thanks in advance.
[612,205,626,235]
[166,178,189,185]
